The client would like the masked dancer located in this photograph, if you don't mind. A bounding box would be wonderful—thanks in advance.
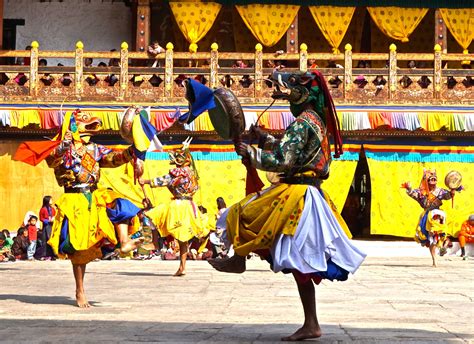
[15,110,144,307]
[402,169,461,267]
[140,138,205,276]
[208,71,366,341]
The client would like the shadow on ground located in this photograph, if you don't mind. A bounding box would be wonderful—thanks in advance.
[0,319,469,343]
[0,294,99,306]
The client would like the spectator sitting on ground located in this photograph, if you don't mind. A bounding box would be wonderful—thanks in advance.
[458,214,474,259]
[0,232,15,262]
[2,229,13,250]
[11,227,29,260]
[188,206,214,261]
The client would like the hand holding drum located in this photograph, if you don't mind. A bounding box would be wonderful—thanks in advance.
[444,170,462,191]
[120,105,145,179]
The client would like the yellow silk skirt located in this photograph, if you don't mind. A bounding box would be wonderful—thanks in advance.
[147,199,206,243]
[48,189,123,265]
[226,183,352,257]
[414,210,447,248]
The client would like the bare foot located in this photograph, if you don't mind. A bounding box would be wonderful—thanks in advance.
[174,270,186,277]
[120,237,145,254]
[281,326,322,341]
[76,291,90,308]
[208,255,246,273]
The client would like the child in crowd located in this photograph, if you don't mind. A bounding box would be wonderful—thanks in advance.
[38,195,56,260]
[11,227,29,260]
[2,229,13,249]
[0,232,15,262]
[26,215,38,261]
[147,41,165,67]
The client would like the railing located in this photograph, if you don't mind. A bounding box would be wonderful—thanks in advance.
[0,41,472,105]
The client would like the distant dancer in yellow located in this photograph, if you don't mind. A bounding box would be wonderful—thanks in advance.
[140,139,205,276]
[402,169,462,267]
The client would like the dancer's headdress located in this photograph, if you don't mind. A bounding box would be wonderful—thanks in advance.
[419,169,437,195]
[269,70,342,158]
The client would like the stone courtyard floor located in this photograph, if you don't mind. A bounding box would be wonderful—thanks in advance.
[0,241,472,343]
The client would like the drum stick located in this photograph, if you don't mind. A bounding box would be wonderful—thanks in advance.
[255,99,276,127]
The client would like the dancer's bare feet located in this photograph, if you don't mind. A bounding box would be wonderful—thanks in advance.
[174,269,186,277]
[208,255,246,273]
[120,237,145,254]
[76,290,90,308]
[281,325,322,341]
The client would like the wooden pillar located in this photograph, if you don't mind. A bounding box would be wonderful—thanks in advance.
[286,15,298,53]
[136,0,151,52]
[434,9,447,54]
[0,0,4,49]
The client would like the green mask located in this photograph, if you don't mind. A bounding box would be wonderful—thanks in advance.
[289,85,325,120]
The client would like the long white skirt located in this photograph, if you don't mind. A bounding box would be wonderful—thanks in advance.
[219,185,366,276]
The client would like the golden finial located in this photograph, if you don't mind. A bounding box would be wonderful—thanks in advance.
[189,43,198,53]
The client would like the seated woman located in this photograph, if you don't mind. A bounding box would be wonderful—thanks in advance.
[458,215,474,258]
[11,228,30,260]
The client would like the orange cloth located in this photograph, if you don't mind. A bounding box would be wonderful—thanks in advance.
[458,220,474,248]
[13,140,61,166]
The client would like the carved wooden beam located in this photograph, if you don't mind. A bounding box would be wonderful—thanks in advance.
[286,15,298,54]
[136,0,151,53]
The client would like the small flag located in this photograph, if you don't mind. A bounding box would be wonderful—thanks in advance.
[132,110,163,160]
[13,140,61,166]
[179,78,216,123]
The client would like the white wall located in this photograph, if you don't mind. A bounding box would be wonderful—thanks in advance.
[4,0,132,65]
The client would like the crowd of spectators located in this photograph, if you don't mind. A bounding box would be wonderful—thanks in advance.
[0,196,232,263]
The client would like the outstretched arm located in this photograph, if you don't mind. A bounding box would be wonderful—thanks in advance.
[98,145,134,168]
[139,174,172,188]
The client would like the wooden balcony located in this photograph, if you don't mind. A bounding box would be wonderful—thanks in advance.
[0,42,472,106]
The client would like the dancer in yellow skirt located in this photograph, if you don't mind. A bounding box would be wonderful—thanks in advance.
[15,110,144,308]
[209,71,366,341]
[140,139,205,276]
